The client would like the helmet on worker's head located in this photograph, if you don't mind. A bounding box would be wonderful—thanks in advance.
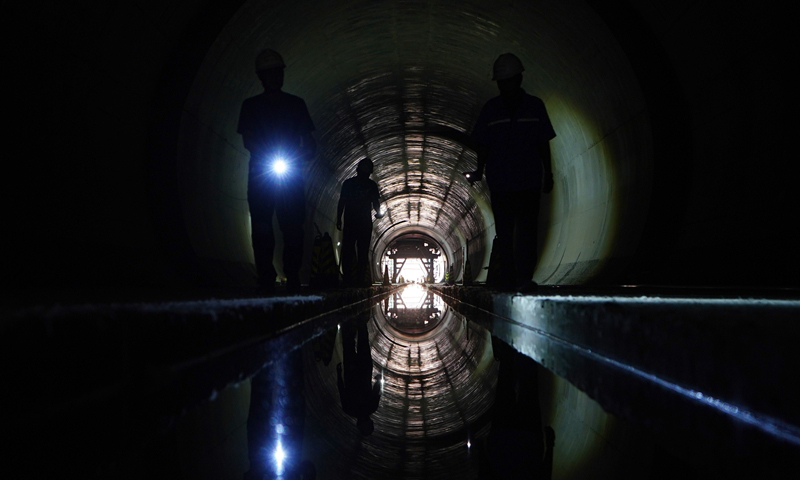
[255,49,285,72]
[492,53,524,81]
[357,158,374,174]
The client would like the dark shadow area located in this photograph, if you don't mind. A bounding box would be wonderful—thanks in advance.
[337,311,382,436]
[473,337,554,479]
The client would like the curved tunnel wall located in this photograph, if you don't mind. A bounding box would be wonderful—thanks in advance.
[177,0,652,286]
[7,1,796,290]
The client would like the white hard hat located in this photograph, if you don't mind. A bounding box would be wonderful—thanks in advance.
[492,53,524,80]
[255,49,285,72]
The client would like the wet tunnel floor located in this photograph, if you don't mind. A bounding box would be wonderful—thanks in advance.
[3,284,800,479]
[272,286,505,479]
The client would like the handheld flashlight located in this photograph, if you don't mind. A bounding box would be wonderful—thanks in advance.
[272,158,288,175]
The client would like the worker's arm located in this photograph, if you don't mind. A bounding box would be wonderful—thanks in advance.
[237,100,256,154]
[426,125,487,184]
[240,130,257,154]
[541,141,553,193]
[336,188,345,231]
[368,375,382,414]
[336,363,349,412]
[428,125,480,150]
[373,185,384,218]
[464,145,488,185]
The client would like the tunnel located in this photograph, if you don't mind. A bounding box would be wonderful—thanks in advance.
[176,0,654,287]
[6,0,794,290]
[3,1,798,479]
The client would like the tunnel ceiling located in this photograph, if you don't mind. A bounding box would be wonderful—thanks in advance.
[178,0,653,285]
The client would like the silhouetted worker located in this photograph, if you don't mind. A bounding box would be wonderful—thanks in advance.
[465,53,556,291]
[238,49,316,292]
[336,158,383,287]
[337,316,382,435]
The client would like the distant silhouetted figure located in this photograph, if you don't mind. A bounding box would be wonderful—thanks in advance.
[238,49,316,292]
[465,53,556,292]
[337,316,381,435]
[336,158,383,287]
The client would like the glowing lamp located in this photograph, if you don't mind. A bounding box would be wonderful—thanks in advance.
[272,158,288,175]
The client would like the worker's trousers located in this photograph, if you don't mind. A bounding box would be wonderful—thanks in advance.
[341,219,372,286]
[490,188,541,286]
[248,171,305,285]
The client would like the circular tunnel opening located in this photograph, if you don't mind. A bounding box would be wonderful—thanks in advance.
[379,232,449,284]
[176,0,653,287]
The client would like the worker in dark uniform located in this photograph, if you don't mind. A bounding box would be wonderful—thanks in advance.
[337,313,382,436]
[465,53,556,291]
[336,158,383,287]
[237,49,316,292]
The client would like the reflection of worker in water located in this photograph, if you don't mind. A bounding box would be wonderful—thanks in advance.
[464,53,556,292]
[337,316,382,435]
[237,49,316,292]
[479,337,554,479]
[336,158,383,287]
[245,348,308,479]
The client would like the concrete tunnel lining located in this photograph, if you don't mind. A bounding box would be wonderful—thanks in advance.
[176,0,653,286]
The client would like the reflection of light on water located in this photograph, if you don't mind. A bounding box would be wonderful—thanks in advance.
[399,283,427,308]
[394,284,445,311]
[384,286,447,334]
[273,438,286,475]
